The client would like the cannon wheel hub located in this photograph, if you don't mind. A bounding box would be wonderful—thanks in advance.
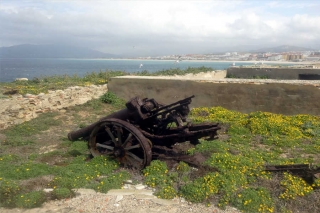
[88,118,152,170]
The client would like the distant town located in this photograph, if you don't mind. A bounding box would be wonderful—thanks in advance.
[134,50,320,62]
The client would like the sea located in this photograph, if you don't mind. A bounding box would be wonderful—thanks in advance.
[0,58,292,83]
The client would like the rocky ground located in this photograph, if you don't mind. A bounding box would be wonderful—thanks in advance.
[1,186,241,213]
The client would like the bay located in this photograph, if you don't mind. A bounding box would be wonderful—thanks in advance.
[0,58,289,82]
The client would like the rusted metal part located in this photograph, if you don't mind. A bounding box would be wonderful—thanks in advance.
[139,124,220,147]
[68,95,221,169]
[68,109,130,141]
[88,118,152,169]
[265,164,320,184]
[152,145,205,167]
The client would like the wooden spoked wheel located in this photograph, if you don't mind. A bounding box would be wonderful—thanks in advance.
[88,118,152,170]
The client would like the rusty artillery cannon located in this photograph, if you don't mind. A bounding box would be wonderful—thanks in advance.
[68,95,220,170]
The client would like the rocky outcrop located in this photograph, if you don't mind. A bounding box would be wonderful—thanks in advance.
[0,84,108,130]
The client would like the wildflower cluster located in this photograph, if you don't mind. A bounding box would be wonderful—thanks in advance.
[0,179,21,207]
[279,172,313,200]
[180,172,220,202]
[143,160,170,188]
[95,171,130,193]
[49,155,119,189]
[15,191,46,208]
[143,160,179,199]
[155,185,177,199]
[191,107,320,142]
[176,161,190,173]
[190,106,248,126]
[312,178,320,188]
[202,152,269,207]
[207,152,267,183]
[232,187,274,213]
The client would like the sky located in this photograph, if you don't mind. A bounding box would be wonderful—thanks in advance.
[1,0,320,56]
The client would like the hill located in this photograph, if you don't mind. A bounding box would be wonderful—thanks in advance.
[252,45,315,53]
[0,44,118,58]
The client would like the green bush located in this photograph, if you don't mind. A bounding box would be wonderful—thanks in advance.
[94,171,130,193]
[143,160,170,188]
[231,187,274,213]
[15,191,46,208]
[100,92,125,108]
[155,185,177,199]
[0,179,22,207]
[52,188,74,199]
[180,172,220,203]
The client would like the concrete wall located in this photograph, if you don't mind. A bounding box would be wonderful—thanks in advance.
[0,84,108,130]
[227,67,320,79]
[108,77,320,116]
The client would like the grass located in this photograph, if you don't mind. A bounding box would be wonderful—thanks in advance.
[0,72,319,212]
[0,70,126,96]
[0,67,214,97]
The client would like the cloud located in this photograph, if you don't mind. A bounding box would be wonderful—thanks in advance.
[1,0,320,55]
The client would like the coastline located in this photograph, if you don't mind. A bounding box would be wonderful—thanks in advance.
[2,58,316,64]
[85,58,316,64]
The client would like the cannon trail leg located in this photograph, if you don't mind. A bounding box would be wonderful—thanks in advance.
[88,118,152,170]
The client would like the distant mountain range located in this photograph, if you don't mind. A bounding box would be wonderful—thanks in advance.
[251,45,315,53]
[0,44,317,59]
[0,44,118,58]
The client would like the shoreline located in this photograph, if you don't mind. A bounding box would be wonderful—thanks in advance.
[80,58,316,64]
[2,57,317,64]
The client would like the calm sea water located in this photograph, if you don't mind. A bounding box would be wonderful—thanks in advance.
[0,58,284,82]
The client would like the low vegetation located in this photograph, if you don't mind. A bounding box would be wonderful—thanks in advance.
[0,73,319,212]
[0,67,213,97]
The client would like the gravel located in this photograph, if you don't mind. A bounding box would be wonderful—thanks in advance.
[0,188,242,213]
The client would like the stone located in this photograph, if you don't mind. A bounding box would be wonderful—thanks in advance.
[135,184,146,190]
[15,78,28,81]
[123,184,135,189]
[135,190,154,196]
[134,194,156,199]
[124,180,133,184]
[151,198,179,206]
[0,84,108,131]
[43,188,54,193]
[74,188,97,195]
[106,189,136,196]
[115,195,123,203]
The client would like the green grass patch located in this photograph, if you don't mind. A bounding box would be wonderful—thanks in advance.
[0,91,319,212]
[100,91,126,109]
[140,106,320,212]
[1,112,60,146]
[0,67,216,97]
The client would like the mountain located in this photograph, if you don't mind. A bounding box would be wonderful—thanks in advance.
[0,44,118,58]
[251,45,315,53]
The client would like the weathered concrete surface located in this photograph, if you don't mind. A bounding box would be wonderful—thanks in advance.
[108,77,320,115]
[227,67,320,79]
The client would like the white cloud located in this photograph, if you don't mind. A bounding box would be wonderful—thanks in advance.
[1,0,320,55]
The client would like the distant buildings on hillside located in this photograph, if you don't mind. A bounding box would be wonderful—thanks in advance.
[136,50,320,62]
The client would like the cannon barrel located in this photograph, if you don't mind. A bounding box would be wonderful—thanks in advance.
[68,108,130,141]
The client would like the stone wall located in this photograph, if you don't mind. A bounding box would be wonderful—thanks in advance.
[227,67,320,79]
[0,84,108,130]
[108,77,320,116]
